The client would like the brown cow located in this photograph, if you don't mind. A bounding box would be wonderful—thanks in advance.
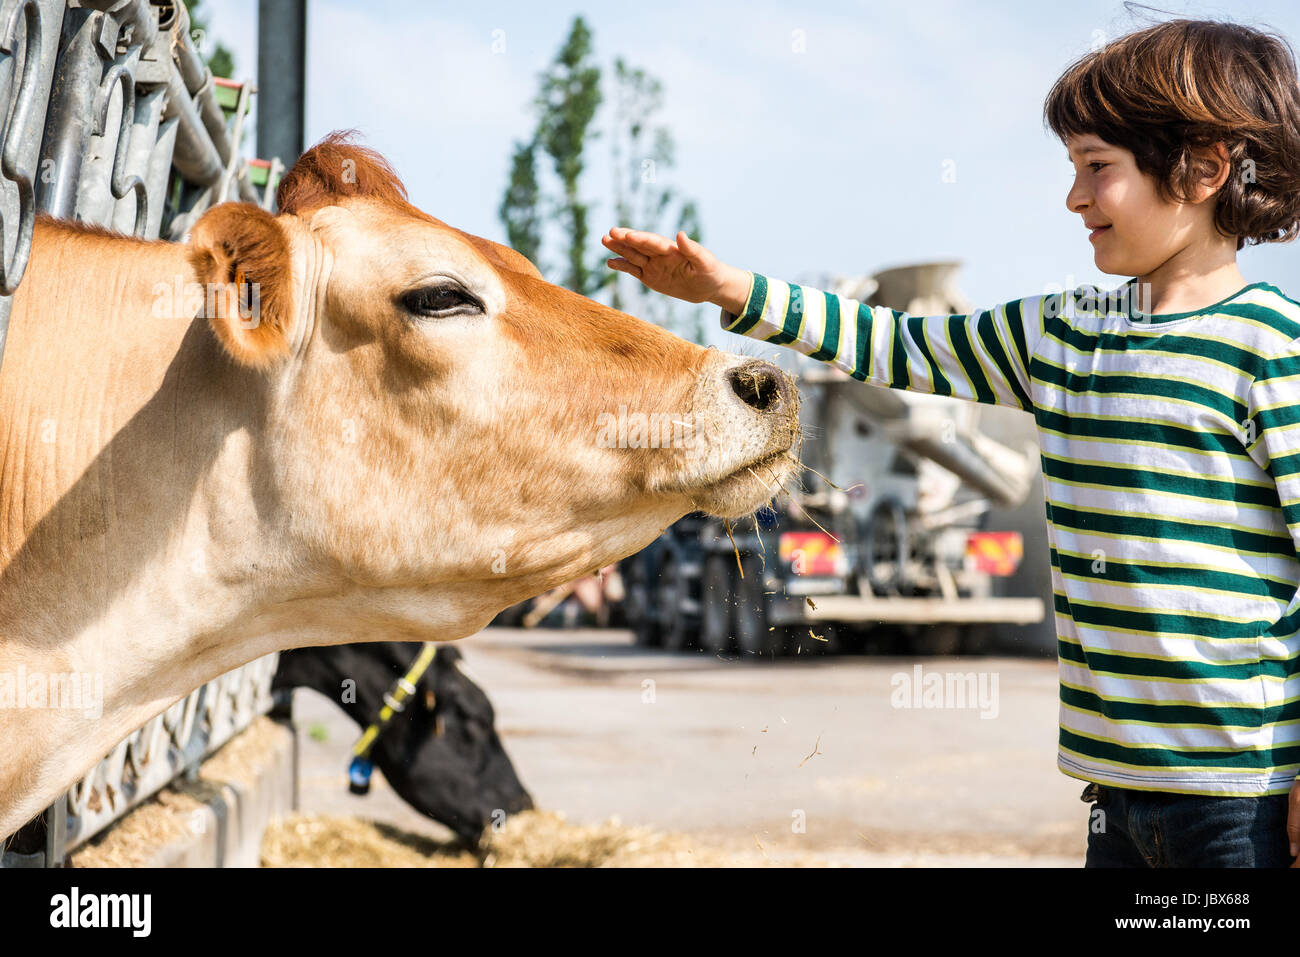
[0,132,799,837]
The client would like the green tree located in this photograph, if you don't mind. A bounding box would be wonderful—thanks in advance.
[499,18,705,346]
[533,16,603,295]
[499,138,542,268]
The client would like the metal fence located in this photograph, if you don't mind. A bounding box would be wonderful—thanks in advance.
[0,0,284,867]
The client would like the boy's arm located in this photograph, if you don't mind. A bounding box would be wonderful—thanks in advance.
[600,228,1046,412]
[720,270,1045,413]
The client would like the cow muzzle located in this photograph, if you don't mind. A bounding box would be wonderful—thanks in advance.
[667,354,802,518]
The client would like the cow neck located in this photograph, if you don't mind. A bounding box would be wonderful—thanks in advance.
[0,221,300,837]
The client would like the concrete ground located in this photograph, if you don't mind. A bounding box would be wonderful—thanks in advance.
[289,626,1088,866]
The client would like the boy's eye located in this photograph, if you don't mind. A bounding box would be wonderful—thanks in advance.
[1089,162,1107,172]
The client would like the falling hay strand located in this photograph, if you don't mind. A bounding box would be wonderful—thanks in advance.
[744,469,774,571]
[800,460,863,495]
[798,734,824,768]
[761,453,839,542]
[724,519,743,578]
[796,502,839,543]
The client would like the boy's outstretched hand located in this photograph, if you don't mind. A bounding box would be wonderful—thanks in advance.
[601,227,751,316]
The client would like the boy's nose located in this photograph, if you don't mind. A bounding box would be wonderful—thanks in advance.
[1065,178,1091,215]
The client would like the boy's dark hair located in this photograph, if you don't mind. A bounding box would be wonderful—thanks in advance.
[1043,18,1300,250]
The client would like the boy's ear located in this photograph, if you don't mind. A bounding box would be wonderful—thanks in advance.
[1190,141,1233,198]
[188,203,294,368]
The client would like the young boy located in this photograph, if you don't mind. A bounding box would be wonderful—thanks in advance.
[602,18,1300,867]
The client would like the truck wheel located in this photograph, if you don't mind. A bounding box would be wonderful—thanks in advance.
[735,553,791,658]
[961,623,996,655]
[862,497,910,595]
[624,556,660,647]
[658,550,699,651]
[699,554,736,654]
[907,623,963,656]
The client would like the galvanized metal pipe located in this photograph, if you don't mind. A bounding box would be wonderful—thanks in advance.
[75,46,138,225]
[109,80,163,233]
[137,110,175,237]
[0,0,67,375]
[167,1,236,187]
[33,6,104,217]
[36,0,157,216]
[162,61,220,184]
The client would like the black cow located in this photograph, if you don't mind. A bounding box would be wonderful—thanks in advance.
[272,641,534,849]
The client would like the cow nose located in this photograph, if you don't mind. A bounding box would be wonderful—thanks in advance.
[726,359,791,415]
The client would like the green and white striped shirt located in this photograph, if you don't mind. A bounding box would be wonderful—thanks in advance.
[722,272,1300,796]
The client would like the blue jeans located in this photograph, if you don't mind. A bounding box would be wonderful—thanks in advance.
[1081,782,1295,867]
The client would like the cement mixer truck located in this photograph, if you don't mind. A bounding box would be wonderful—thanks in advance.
[619,261,1046,657]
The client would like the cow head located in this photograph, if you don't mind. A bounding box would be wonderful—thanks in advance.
[272,641,531,849]
[0,133,802,840]
[186,132,801,641]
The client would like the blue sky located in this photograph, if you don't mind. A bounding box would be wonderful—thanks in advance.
[204,1,1300,344]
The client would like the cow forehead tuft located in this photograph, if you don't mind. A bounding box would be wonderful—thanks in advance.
[277,130,410,215]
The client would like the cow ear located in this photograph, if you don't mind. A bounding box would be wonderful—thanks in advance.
[188,203,294,368]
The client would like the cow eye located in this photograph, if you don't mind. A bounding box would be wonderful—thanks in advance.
[399,284,484,317]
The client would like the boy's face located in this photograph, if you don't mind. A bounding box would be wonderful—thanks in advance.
[1064,133,1217,278]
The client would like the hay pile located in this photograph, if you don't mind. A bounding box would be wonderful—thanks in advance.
[261,814,472,868]
[68,717,832,868]
[67,717,288,867]
[261,810,824,868]
[66,789,207,868]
